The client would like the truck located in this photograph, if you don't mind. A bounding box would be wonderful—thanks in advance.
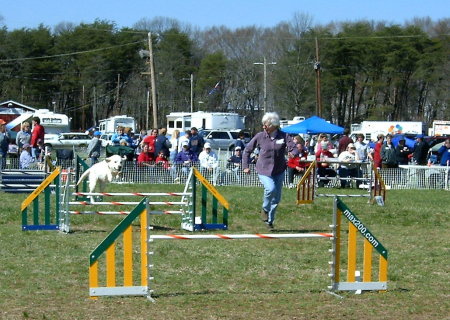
[428,120,450,136]
[166,111,245,136]
[98,115,136,134]
[350,121,423,142]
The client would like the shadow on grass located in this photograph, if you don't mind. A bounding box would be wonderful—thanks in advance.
[270,228,331,233]
[152,288,324,298]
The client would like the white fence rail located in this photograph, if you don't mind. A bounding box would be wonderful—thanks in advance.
[2,157,449,190]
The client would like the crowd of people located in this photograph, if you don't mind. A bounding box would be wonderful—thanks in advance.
[2,113,450,231]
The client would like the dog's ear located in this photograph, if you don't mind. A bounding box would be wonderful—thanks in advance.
[105,157,111,163]
[122,156,127,161]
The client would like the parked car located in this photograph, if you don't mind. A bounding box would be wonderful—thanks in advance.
[100,133,114,147]
[199,129,251,151]
[44,132,92,149]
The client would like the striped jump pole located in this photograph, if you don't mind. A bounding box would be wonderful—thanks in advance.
[372,167,387,204]
[21,167,61,231]
[297,161,316,204]
[329,196,388,293]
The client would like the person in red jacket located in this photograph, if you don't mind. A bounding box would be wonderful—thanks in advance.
[287,139,309,188]
[370,134,384,169]
[30,117,45,160]
[137,143,155,166]
[315,141,337,187]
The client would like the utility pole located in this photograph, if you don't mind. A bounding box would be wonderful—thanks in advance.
[190,73,194,113]
[93,86,97,126]
[82,85,86,130]
[148,32,158,129]
[115,73,120,114]
[314,37,322,118]
[146,89,150,129]
[254,57,276,113]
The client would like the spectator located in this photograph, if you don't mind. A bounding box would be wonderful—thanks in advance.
[199,142,220,185]
[235,130,246,150]
[337,127,354,155]
[287,139,309,189]
[16,121,31,153]
[227,146,243,169]
[154,128,171,158]
[137,143,155,166]
[307,134,317,154]
[0,119,10,169]
[178,130,191,152]
[381,134,397,168]
[354,133,370,161]
[225,146,243,181]
[142,128,158,158]
[395,137,411,165]
[174,141,198,177]
[189,127,204,156]
[315,133,334,154]
[438,139,450,166]
[370,134,385,169]
[315,141,337,187]
[19,143,35,169]
[123,127,135,147]
[338,143,359,188]
[111,126,126,146]
[30,117,45,161]
[134,130,147,157]
[87,131,102,166]
[169,129,180,163]
[155,150,170,169]
[242,112,298,230]
[412,134,429,165]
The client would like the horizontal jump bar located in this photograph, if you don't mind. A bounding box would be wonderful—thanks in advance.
[68,201,188,206]
[72,192,189,197]
[69,210,183,215]
[150,233,333,240]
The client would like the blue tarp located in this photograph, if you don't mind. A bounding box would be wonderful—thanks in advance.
[392,134,415,149]
[281,116,344,135]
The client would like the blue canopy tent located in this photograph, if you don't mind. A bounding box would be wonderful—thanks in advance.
[281,116,344,135]
[392,134,415,149]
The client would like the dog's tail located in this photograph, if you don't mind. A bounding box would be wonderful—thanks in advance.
[76,167,91,186]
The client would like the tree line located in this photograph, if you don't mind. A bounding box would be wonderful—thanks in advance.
[0,15,448,133]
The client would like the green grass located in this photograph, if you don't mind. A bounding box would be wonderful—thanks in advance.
[0,185,449,320]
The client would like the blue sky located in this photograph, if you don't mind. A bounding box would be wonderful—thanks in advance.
[1,0,448,31]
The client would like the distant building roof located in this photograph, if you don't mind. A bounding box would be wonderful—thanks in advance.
[0,100,37,113]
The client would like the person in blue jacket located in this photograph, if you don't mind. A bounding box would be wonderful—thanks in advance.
[438,139,450,166]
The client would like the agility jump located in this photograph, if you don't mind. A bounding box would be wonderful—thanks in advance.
[20,166,229,233]
[88,196,388,300]
[297,160,387,205]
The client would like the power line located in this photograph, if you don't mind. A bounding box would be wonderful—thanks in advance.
[0,40,145,63]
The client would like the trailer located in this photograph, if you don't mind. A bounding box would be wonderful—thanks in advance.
[351,121,423,142]
[98,115,136,134]
[166,111,245,136]
[428,120,450,136]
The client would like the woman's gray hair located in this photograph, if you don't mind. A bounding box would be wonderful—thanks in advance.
[262,112,280,128]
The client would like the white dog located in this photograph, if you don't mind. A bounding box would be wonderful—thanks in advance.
[77,155,125,201]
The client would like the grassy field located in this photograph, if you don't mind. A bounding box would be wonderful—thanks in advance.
[0,184,449,320]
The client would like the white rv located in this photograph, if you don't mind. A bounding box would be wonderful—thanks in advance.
[279,116,306,128]
[166,111,245,135]
[98,115,136,134]
[351,121,423,142]
[428,120,450,136]
[5,109,71,140]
